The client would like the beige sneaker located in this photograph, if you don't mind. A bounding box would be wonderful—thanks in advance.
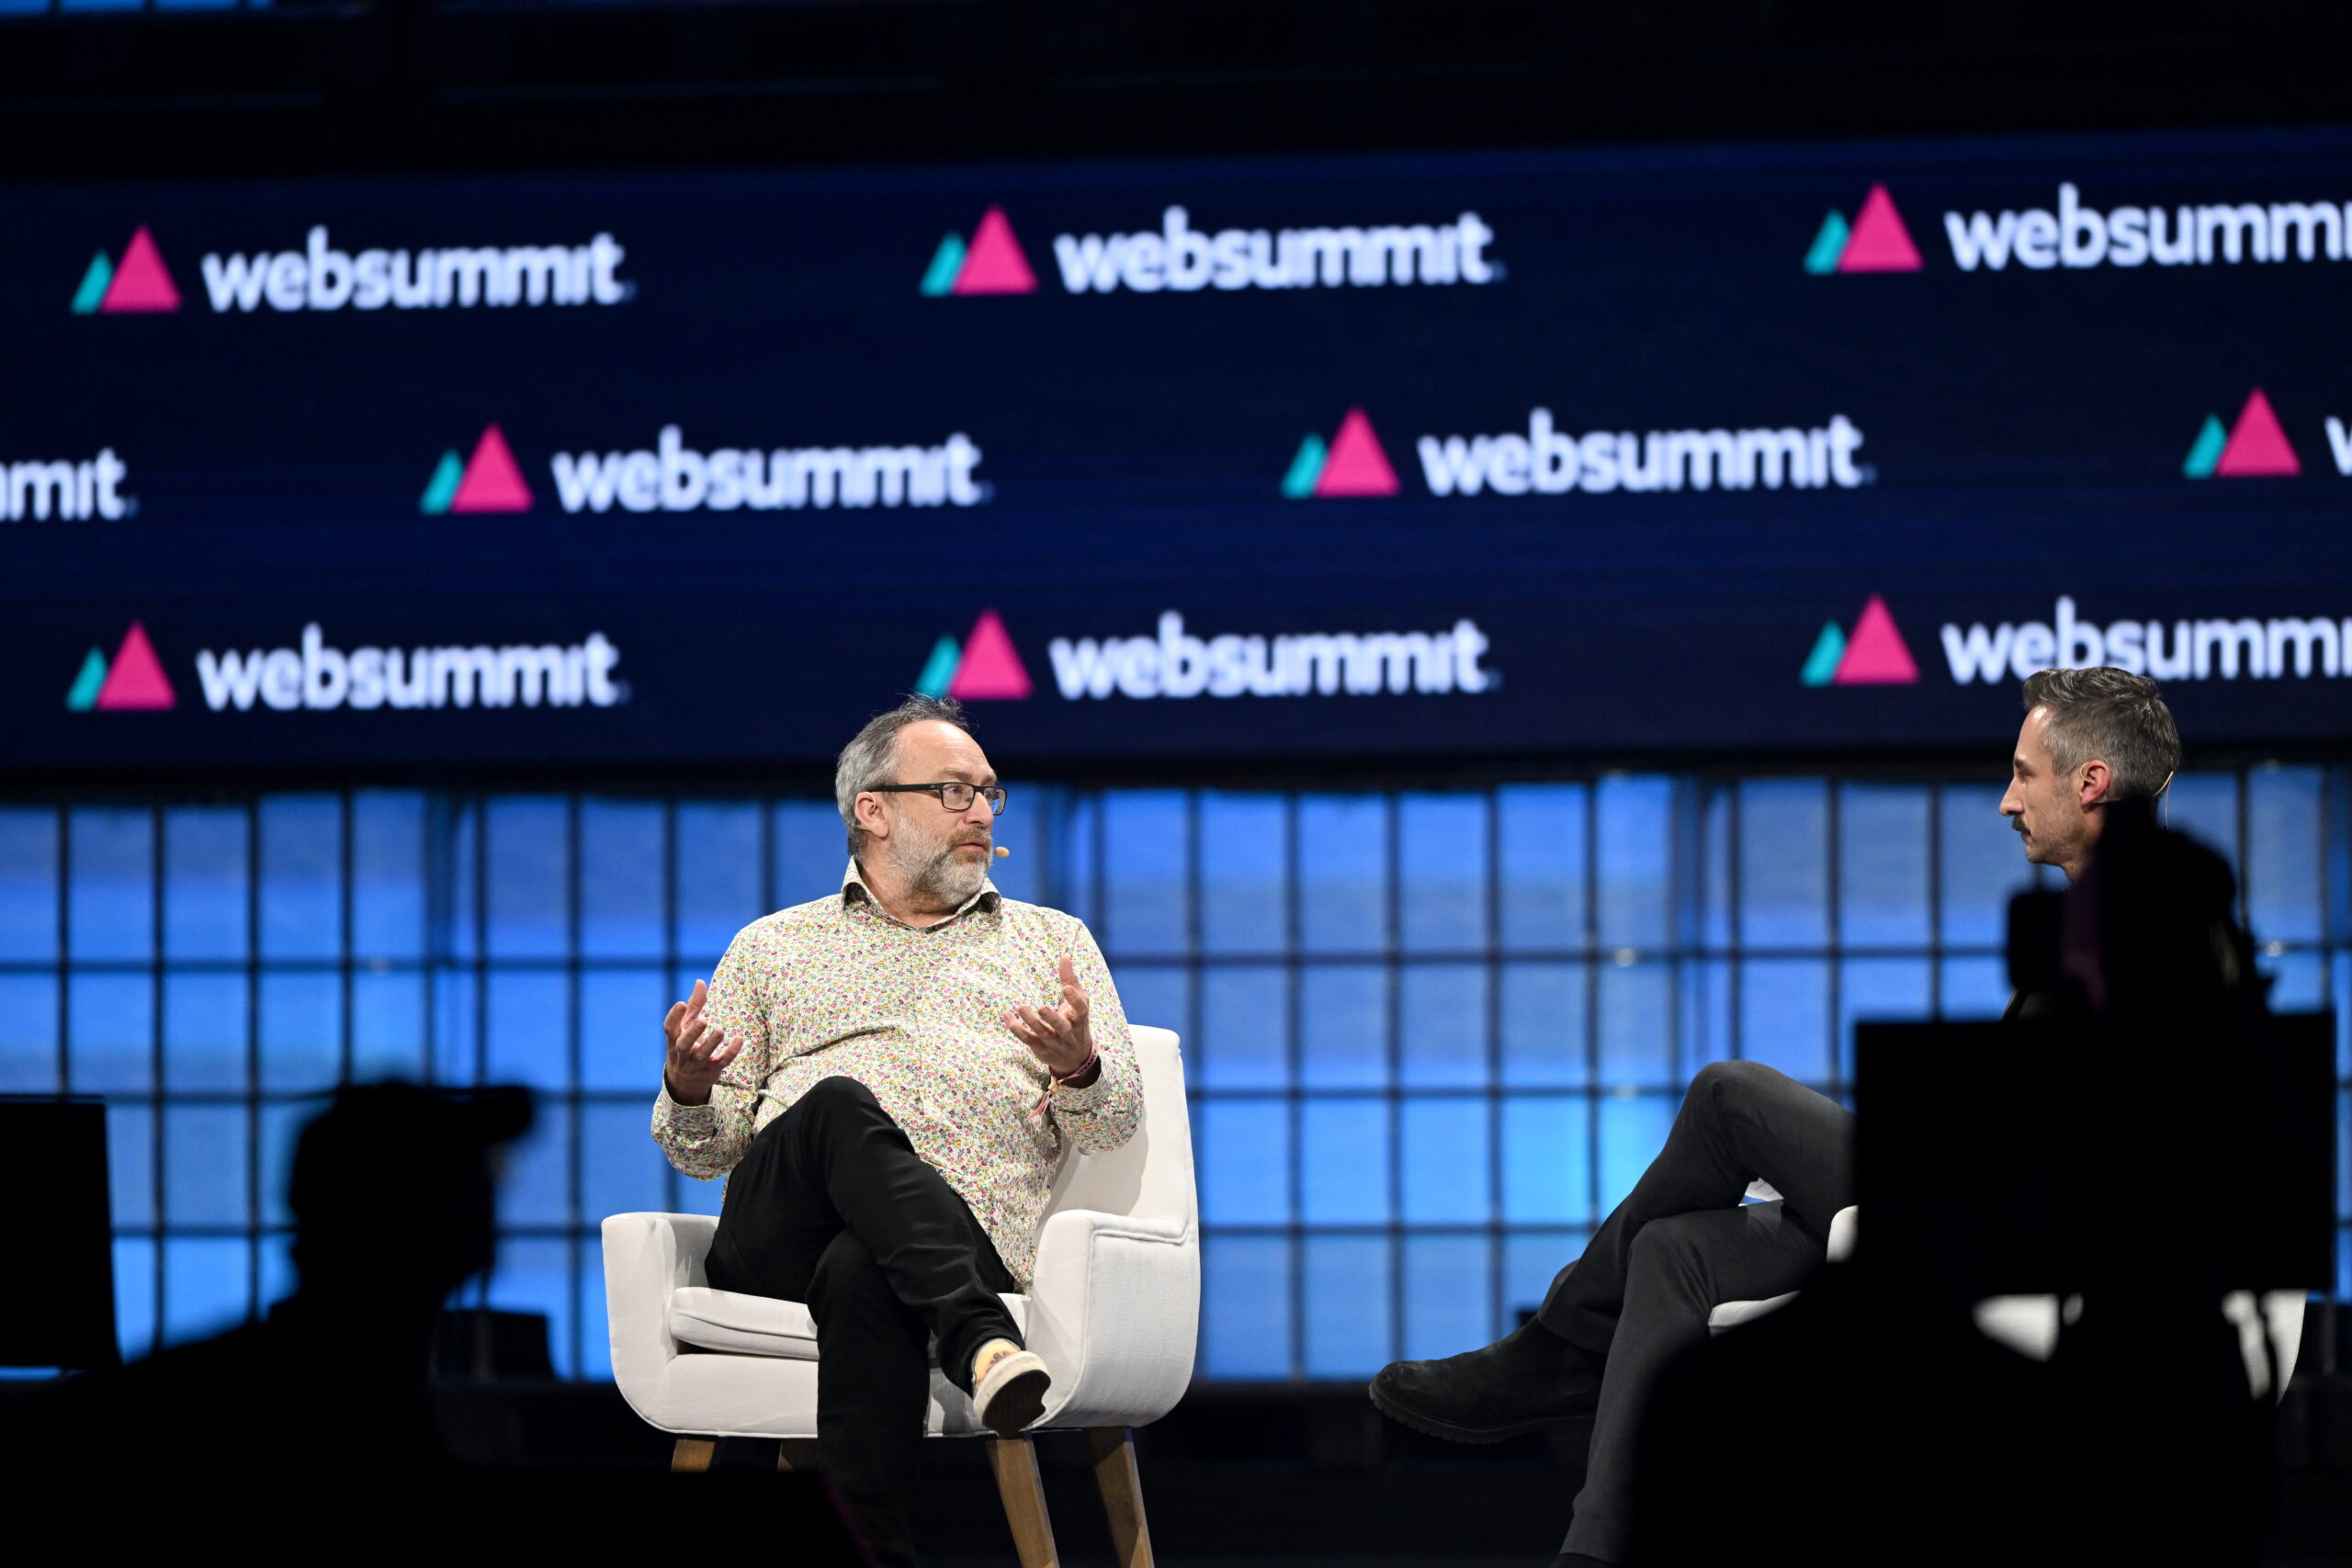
[971,1338,1051,1438]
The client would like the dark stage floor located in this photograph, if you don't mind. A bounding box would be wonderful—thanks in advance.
[6,1367,2346,1561]
[420,1375,2352,1565]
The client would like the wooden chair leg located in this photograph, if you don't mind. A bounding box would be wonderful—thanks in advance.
[1086,1427,1155,1568]
[775,1439,820,1472]
[987,1435,1060,1568]
[671,1437,717,1472]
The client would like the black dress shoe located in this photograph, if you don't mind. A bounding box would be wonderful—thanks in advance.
[1368,1320,1603,1443]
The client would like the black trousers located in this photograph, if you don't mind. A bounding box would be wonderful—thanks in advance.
[706,1076,1023,1568]
[1536,1059,1856,1562]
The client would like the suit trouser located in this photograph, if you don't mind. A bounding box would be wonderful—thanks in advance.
[1537,1059,1856,1562]
[707,1075,1023,1568]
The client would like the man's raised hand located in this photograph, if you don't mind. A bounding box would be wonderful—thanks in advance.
[1002,955,1100,1084]
[663,978,741,1106]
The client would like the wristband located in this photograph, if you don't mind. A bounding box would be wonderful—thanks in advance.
[1028,1049,1101,1122]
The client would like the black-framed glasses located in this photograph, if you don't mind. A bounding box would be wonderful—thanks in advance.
[868,782,1008,815]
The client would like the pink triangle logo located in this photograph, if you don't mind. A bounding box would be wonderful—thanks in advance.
[103,227,182,313]
[449,424,534,513]
[1837,186,1923,274]
[1315,408,1401,497]
[2214,388,2301,477]
[95,622,176,710]
[1832,595,1918,685]
[946,609,1033,699]
[954,209,1037,296]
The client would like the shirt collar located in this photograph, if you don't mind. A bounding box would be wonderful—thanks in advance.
[841,857,1001,925]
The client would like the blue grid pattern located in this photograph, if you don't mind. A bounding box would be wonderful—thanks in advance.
[0,769,2343,1382]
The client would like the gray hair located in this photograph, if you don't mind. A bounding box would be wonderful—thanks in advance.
[834,694,975,859]
[2019,667,2179,801]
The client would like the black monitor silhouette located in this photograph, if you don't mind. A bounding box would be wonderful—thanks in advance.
[1853,1012,2334,1297]
[0,1100,118,1372]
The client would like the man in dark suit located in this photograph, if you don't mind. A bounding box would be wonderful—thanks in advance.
[1367,668,2181,1568]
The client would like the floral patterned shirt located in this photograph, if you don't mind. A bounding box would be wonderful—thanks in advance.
[650,860,1142,1289]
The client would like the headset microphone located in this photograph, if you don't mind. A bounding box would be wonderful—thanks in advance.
[993,846,1011,858]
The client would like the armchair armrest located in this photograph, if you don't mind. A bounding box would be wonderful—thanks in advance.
[1826,1205,1859,1264]
[601,1212,718,1393]
[1023,1207,1198,1431]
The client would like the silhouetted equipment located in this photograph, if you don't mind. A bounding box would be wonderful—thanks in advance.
[1852,1014,2335,1300]
[0,1099,118,1371]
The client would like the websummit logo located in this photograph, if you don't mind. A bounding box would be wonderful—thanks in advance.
[1281,409,1400,499]
[919,209,1037,297]
[913,609,1034,700]
[421,425,535,514]
[71,227,182,314]
[1801,595,1919,686]
[1803,186,1923,275]
[66,623,176,711]
[2183,389,2300,479]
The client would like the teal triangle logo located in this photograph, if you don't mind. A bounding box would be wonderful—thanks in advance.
[2182,413,2227,479]
[1802,211,1851,276]
[913,634,961,698]
[419,451,463,514]
[918,233,967,298]
[70,254,114,315]
[1280,434,1329,499]
[1798,622,1848,687]
[64,648,107,711]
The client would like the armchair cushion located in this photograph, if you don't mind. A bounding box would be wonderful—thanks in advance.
[670,1286,1030,1360]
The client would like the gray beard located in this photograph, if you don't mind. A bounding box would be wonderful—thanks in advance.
[888,832,989,908]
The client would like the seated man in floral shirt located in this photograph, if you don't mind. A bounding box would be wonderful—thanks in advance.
[652,694,1142,1567]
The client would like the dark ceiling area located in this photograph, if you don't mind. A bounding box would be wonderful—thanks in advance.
[5,0,2350,181]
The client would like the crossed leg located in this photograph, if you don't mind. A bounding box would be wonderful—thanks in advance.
[1371,1059,1855,1567]
[707,1076,1023,1567]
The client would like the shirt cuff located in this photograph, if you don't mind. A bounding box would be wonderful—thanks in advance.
[657,1083,719,1131]
[1050,1066,1111,1115]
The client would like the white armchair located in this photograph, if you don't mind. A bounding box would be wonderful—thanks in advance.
[1705,1201,2308,1395]
[1701,1197,1859,1334]
[602,1024,1199,1568]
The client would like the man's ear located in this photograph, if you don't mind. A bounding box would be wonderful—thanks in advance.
[2077,759,2114,809]
[855,792,891,842]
